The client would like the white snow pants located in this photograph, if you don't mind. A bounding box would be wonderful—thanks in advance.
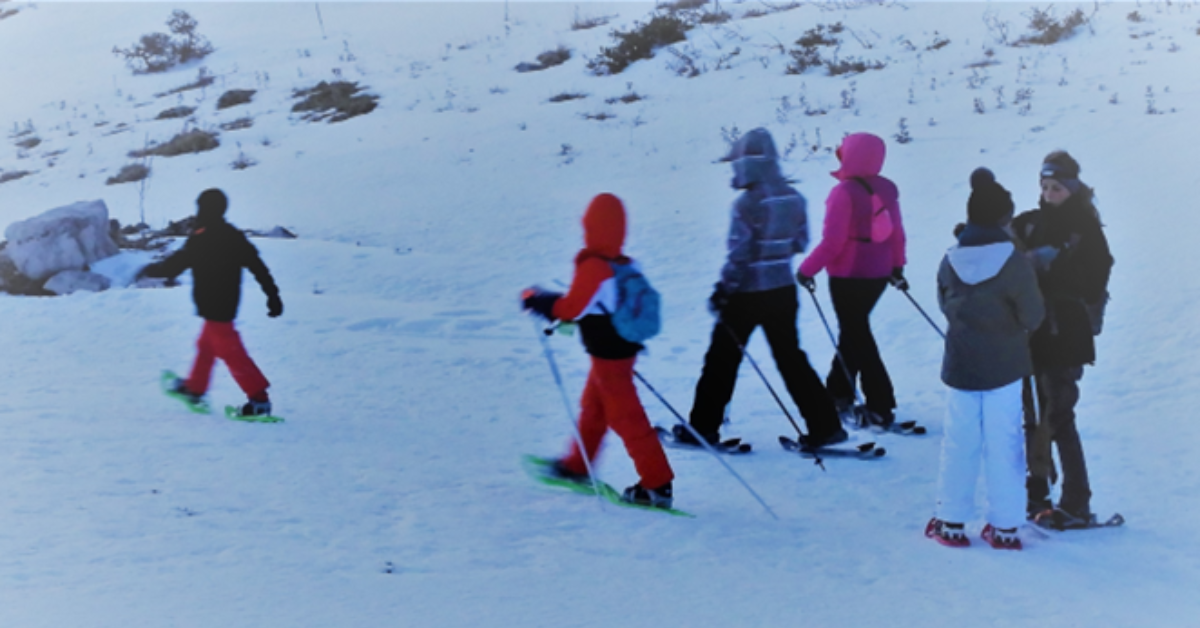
[936,380,1026,530]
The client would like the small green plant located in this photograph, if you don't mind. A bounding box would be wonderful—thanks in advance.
[113,10,213,74]
[106,163,150,185]
[217,89,256,110]
[129,128,219,158]
[588,14,692,75]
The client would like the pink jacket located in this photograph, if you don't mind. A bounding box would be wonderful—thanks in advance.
[798,133,906,279]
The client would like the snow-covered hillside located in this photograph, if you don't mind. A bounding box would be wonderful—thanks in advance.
[2,2,1199,626]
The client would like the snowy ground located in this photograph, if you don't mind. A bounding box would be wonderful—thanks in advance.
[2,2,1199,626]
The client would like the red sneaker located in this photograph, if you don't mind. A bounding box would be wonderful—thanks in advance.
[981,524,1023,550]
[925,517,970,548]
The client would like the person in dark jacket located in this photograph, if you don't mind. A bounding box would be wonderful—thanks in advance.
[680,127,845,450]
[139,188,283,417]
[1012,151,1113,529]
[925,168,1044,551]
[522,193,675,509]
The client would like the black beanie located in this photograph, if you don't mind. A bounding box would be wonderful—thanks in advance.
[196,188,228,225]
[967,167,1014,227]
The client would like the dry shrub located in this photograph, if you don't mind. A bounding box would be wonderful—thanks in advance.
[129,128,219,158]
[292,81,379,123]
[548,92,587,103]
[220,117,254,131]
[588,14,692,75]
[0,170,32,184]
[15,136,41,150]
[1016,6,1089,45]
[106,163,150,185]
[156,106,195,120]
[217,89,256,110]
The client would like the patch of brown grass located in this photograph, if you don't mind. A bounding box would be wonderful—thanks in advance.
[291,81,379,123]
[129,128,219,158]
[106,163,150,185]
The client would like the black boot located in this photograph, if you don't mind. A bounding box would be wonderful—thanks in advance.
[621,482,673,509]
[1026,475,1052,520]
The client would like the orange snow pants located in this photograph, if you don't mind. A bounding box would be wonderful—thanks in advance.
[561,356,674,490]
[186,320,270,400]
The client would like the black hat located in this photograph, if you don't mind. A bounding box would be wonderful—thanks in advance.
[196,188,228,225]
[1040,150,1083,194]
[967,167,1014,227]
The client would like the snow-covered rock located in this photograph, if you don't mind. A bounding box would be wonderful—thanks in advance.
[42,269,112,295]
[3,200,119,281]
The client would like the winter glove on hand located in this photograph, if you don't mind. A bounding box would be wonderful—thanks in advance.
[522,288,562,322]
[707,283,731,315]
[953,222,966,238]
[889,267,909,291]
[134,264,157,280]
[267,294,284,318]
[796,272,816,293]
[1028,246,1059,272]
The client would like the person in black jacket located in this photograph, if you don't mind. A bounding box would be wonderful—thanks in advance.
[139,188,283,417]
[1011,151,1113,529]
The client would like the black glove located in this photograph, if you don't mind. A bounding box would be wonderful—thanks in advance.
[267,293,284,318]
[522,288,562,322]
[796,272,816,292]
[135,264,157,280]
[889,267,909,291]
[708,282,730,315]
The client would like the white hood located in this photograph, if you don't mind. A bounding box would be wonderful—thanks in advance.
[946,242,1014,286]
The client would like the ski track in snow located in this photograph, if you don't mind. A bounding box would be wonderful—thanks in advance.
[2,2,1200,626]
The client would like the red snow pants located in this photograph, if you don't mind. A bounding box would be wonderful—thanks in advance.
[186,320,270,400]
[561,356,674,490]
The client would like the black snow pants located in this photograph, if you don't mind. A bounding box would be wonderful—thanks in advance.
[688,285,841,440]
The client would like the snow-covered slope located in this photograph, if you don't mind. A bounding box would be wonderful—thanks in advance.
[2,2,1199,626]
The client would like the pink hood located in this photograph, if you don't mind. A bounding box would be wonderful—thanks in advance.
[831,133,887,181]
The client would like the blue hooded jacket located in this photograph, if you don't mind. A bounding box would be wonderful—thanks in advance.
[720,128,809,293]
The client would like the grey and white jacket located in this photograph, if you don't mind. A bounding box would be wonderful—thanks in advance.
[719,128,809,293]
[937,225,1045,391]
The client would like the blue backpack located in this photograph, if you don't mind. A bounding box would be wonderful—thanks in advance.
[608,261,661,344]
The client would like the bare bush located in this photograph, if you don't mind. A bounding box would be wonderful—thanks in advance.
[827,57,886,76]
[548,92,587,103]
[15,136,41,150]
[129,128,220,158]
[292,81,379,123]
[1015,6,1090,46]
[113,10,213,74]
[588,14,692,75]
[106,163,150,185]
[0,170,33,184]
[515,46,571,73]
[217,89,256,109]
[156,106,195,120]
[155,67,215,97]
[219,117,254,131]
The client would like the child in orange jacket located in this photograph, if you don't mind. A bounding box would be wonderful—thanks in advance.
[522,193,675,509]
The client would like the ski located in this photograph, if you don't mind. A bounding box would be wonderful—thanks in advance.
[521,455,694,518]
[160,370,211,414]
[1033,511,1124,531]
[223,405,285,424]
[779,435,886,459]
[654,425,751,454]
[840,405,927,435]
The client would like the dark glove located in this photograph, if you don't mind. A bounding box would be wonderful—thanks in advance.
[135,264,157,280]
[267,293,283,318]
[521,287,561,322]
[708,283,731,315]
[796,272,816,292]
[889,267,909,291]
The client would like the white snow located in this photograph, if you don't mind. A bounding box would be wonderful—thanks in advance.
[1,2,1198,626]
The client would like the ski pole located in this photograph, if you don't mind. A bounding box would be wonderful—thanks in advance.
[715,318,824,470]
[531,318,605,505]
[803,284,868,427]
[632,370,780,520]
[894,285,945,340]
